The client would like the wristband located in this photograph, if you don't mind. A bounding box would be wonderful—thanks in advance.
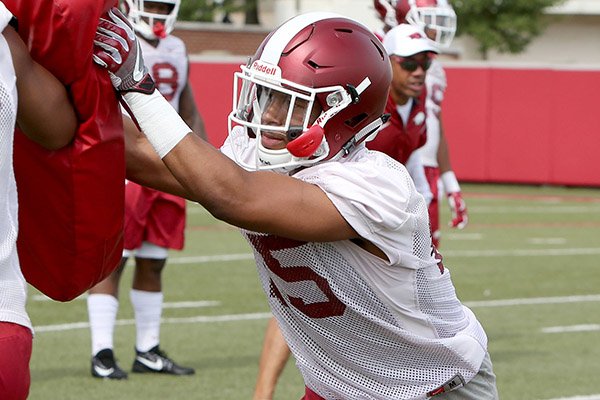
[123,90,191,158]
[441,171,461,194]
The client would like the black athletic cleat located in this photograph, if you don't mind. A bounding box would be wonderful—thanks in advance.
[91,348,128,380]
[132,345,195,376]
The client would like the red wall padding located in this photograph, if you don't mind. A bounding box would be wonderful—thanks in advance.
[190,62,600,187]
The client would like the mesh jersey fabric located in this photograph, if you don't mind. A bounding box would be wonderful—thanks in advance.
[222,134,487,399]
[0,3,32,332]
[139,34,188,109]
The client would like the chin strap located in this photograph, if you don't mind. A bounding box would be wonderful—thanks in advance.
[329,113,390,162]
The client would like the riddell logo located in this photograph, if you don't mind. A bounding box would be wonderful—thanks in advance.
[251,61,279,76]
[409,32,423,39]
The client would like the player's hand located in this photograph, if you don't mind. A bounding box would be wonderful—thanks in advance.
[93,8,155,94]
[447,192,468,229]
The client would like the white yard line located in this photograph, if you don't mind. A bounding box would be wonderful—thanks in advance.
[544,395,600,400]
[163,247,600,266]
[541,324,600,334]
[464,294,600,308]
[34,312,273,333]
[34,294,600,333]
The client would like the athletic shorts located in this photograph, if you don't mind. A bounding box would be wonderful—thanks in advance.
[424,166,441,247]
[0,322,33,400]
[123,181,186,251]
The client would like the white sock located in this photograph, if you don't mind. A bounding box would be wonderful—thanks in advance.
[130,289,163,352]
[87,294,119,356]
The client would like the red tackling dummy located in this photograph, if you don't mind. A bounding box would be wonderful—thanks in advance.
[5,0,124,301]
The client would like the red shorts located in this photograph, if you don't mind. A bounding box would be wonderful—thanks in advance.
[302,387,325,400]
[123,182,186,251]
[424,166,441,247]
[0,322,33,400]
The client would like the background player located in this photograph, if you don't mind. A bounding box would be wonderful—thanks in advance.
[0,3,78,398]
[87,0,206,380]
[95,9,498,399]
[374,0,467,247]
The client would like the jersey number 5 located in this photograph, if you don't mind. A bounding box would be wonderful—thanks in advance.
[248,234,346,319]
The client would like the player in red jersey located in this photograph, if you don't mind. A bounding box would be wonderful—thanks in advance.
[0,2,79,398]
[94,9,498,399]
[87,0,205,380]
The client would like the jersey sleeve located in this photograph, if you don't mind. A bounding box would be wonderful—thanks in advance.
[295,150,421,265]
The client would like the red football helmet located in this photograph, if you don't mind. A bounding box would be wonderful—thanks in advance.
[373,0,457,47]
[228,12,392,172]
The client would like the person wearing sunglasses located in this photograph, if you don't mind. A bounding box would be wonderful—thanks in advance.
[373,0,468,249]
[366,23,437,209]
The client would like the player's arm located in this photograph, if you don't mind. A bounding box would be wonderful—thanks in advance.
[94,9,357,243]
[253,317,291,400]
[436,111,468,229]
[178,63,207,141]
[5,26,76,149]
[123,116,195,198]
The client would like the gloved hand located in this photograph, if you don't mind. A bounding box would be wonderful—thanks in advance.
[441,171,468,229]
[93,8,155,94]
[447,192,468,229]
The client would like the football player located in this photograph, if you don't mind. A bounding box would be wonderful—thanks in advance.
[87,0,205,380]
[0,2,78,398]
[254,22,439,400]
[95,9,498,399]
[374,0,467,247]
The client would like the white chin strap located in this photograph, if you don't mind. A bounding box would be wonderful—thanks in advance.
[257,141,293,168]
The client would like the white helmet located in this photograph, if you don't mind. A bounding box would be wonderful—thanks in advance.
[121,0,180,40]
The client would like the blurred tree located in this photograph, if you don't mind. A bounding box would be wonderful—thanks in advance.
[453,0,566,59]
[179,0,216,22]
[179,0,258,24]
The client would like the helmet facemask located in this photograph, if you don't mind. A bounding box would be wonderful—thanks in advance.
[406,4,456,48]
[121,0,180,40]
[228,61,368,173]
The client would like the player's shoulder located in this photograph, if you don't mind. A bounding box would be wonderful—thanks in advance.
[298,147,412,199]
[161,34,187,51]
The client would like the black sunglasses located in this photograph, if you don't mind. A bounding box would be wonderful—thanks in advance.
[393,56,432,72]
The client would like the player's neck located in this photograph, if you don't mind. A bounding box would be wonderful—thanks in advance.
[140,35,161,48]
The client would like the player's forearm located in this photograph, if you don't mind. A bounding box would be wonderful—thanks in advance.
[123,117,193,198]
[436,122,453,173]
[9,27,76,150]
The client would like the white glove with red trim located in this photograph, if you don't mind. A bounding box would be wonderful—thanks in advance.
[442,171,468,229]
[93,8,155,94]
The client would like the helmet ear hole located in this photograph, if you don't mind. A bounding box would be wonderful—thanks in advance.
[345,113,368,128]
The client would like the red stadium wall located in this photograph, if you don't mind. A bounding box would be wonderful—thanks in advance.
[189,62,600,187]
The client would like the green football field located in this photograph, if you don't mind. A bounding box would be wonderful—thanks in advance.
[26,183,600,400]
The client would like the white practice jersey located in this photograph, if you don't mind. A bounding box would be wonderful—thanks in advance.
[139,35,188,112]
[417,58,447,167]
[221,129,487,399]
[0,4,33,332]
